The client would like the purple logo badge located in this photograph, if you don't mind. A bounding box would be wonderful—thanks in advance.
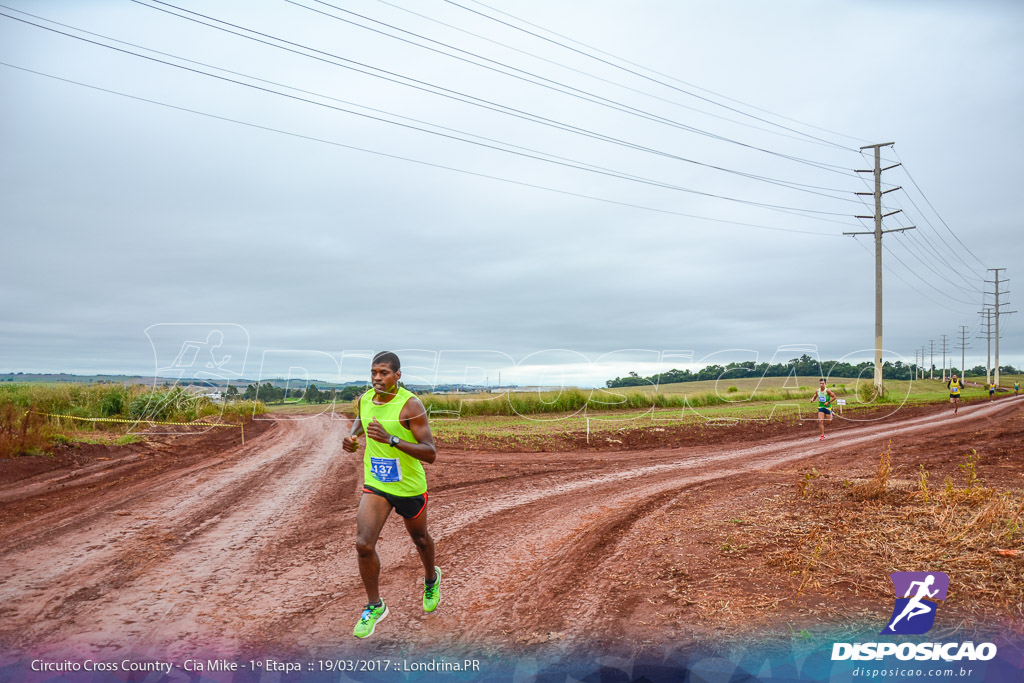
[881,572,949,635]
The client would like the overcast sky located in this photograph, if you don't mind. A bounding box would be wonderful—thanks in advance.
[1,0,1021,387]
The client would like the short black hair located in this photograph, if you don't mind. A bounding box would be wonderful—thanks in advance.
[372,351,401,372]
[819,378,826,383]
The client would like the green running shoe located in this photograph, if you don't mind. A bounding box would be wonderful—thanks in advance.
[423,566,441,613]
[353,600,388,638]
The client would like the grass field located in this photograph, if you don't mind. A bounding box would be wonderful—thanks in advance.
[260,374,1023,444]
[2,372,1015,456]
[0,383,264,458]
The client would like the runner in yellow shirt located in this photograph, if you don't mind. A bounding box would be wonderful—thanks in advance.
[341,351,440,638]
[946,374,964,415]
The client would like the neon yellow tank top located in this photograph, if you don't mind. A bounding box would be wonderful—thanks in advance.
[950,379,961,394]
[359,387,427,496]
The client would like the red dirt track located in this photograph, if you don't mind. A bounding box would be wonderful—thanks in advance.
[1,397,1021,659]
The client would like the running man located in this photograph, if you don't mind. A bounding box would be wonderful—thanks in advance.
[341,351,440,638]
[946,373,965,414]
[1014,381,1019,397]
[810,379,838,440]
[887,575,940,632]
[989,382,996,401]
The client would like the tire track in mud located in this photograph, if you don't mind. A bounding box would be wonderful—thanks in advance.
[285,397,1023,653]
[0,417,346,658]
[0,397,1019,657]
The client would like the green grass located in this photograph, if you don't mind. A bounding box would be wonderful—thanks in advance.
[0,383,267,458]
[425,375,1015,444]
[50,433,145,447]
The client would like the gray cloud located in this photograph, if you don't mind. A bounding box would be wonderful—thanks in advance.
[1,0,1021,384]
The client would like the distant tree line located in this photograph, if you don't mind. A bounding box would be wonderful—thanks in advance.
[233,383,368,403]
[606,355,1021,388]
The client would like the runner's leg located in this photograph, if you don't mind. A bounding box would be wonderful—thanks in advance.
[356,493,393,603]
[404,508,437,583]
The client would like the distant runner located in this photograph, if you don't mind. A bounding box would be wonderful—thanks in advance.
[946,373,965,415]
[341,351,441,638]
[1015,381,1019,397]
[811,379,838,441]
[989,382,996,401]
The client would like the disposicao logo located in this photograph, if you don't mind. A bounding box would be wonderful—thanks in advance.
[831,571,998,662]
[881,571,948,635]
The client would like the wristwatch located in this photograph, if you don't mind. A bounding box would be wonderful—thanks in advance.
[388,435,400,448]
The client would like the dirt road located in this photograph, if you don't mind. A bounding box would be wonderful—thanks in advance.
[0,398,1021,659]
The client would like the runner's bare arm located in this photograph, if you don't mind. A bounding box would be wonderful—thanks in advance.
[371,396,435,464]
[342,394,365,453]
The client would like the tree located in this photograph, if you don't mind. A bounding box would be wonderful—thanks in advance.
[225,385,239,401]
[338,385,367,401]
[305,384,322,404]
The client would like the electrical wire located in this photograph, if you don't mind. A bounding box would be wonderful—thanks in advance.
[373,0,856,152]
[287,0,867,202]
[296,0,864,177]
[849,237,975,314]
[0,61,847,238]
[444,0,860,153]
[893,148,988,269]
[0,9,859,220]
[138,0,862,179]
[859,148,987,276]
[851,168,985,291]
[882,243,981,307]
[457,0,874,147]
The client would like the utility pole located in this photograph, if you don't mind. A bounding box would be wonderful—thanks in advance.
[920,344,927,380]
[984,268,1016,388]
[845,142,915,392]
[929,339,935,380]
[956,325,969,378]
[977,309,993,386]
[940,334,949,381]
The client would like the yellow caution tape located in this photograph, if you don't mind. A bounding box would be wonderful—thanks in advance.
[30,411,245,445]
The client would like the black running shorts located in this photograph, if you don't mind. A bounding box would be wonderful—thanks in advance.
[362,484,428,520]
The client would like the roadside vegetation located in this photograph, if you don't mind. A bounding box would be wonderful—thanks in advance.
[0,383,265,458]
[763,447,1024,628]
[262,373,1020,446]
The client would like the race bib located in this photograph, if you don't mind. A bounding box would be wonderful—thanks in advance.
[370,457,402,483]
[818,394,828,403]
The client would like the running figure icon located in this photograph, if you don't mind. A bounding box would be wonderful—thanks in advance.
[881,571,949,635]
[887,575,939,631]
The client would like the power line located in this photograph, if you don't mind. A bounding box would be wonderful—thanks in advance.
[139,0,860,179]
[0,9,856,220]
[0,61,845,238]
[444,0,861,152]
[461,0,874,147]
[850,237,969,314]
[884,238,983,305]
[283,0,867,202]
[891,148,988,269]
[882,243,979,307]
[900,229,985,292]
[373,0,856,152]
[859,149,987,284]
